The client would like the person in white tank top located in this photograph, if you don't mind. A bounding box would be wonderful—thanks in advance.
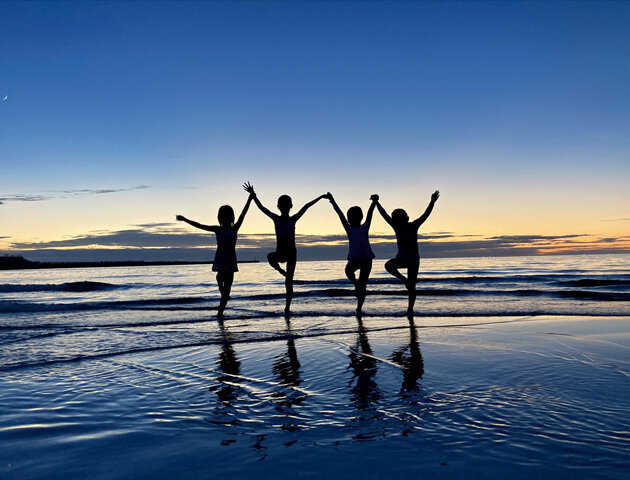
[244,183,327,316]
[375,190,440,317]
[327,192,378,315]
[176,187,255,318]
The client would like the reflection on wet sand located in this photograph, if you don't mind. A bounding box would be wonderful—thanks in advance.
[207,316,425,442]
[272,319,306,431]
[211,320,242,405]
[348,316,381,410]
[390,319,424,394]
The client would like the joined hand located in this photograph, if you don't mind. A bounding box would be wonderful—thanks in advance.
[243,182,255,196]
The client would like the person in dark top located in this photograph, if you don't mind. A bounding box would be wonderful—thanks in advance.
[244,182,326,316]
[176,187,254,317]
[375,190,439,316]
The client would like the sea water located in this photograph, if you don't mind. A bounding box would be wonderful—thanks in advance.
[1,254,629,478]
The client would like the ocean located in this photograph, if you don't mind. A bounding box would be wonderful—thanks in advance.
[1,254,629,478]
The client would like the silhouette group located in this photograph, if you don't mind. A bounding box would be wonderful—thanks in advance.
[177,183,439,318]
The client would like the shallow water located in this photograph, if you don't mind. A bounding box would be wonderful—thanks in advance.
[1,255,629,478]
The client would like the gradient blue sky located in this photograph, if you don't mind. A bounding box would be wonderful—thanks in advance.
[1,1,629,260]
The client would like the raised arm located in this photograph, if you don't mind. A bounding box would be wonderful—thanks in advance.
[326,192,349,229]
[233,193,255,232]
[243,182,276,220]
[412,190,440,227]
[363,194,379,229]
[292,194,327,222]
[176,215,218,232]
[375,200,394,227]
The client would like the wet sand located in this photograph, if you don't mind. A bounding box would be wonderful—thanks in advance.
[1,314,629,479]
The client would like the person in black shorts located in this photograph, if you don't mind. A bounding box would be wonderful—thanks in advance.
[244,182,327,316]
[375,190,440,317]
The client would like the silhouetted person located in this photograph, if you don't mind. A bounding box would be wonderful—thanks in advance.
[176,186,254,317]
[375,190,439,316]
[244,183,326,316]
[326,192,378,314]
[390,320,424,393]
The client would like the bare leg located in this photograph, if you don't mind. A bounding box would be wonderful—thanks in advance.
[217,271,234,317]
[267,252,287,277]
[385,258,408,284]
[356,261,372,314]
[406,262,419,317]
[345,262,358,287]
[216,272,225,297]
[284,256,296,316]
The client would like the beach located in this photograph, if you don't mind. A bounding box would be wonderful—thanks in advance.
[1,255,629,479]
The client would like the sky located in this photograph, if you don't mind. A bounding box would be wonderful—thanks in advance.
[1,1,629,261]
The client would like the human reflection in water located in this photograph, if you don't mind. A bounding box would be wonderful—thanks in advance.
[273,319,302,390]
[213,319,242,404]
[271,319,306,431]
[348,315,381,410]
[390,318,424,395]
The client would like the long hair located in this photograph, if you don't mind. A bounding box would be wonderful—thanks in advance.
[218,205,235,227]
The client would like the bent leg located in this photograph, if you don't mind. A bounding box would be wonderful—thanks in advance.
[345,262,359,286]
[267,252,287,277]
[385,258,408,284]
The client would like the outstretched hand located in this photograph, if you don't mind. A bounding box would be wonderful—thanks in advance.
[370,194,379,202]
[243,182,255,196]
[176,215,185,221]
[431,190,440,203]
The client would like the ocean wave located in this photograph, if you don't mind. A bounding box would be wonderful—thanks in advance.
[555,278,630,287]
[0,296,211,313]
[1,287,627,314]
[0,281,128,293]
[295,274,630,286]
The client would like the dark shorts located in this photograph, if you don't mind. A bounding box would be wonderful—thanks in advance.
[388,257,419,270]
[346,259,373,271]
[270,249,297,263]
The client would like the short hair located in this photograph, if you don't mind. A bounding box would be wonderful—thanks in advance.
[391,208,409,226]
[347,206,363,226]
[277,195,293,210]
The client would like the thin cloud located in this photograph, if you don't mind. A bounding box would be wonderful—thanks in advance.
[599,217,630,222]
[8,225,628,260]
[0,185,149,205]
